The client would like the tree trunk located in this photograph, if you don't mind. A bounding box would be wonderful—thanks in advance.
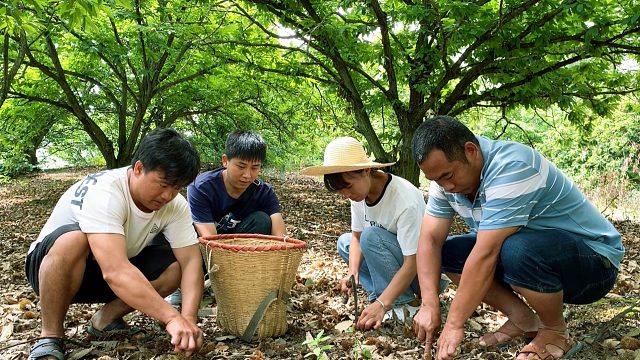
[25,148,37,166]
[392,130,420,187]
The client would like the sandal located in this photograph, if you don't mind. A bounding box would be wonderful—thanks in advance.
[479,319,538,347]
[29,337,65,360]
[517,328,583,359]
[86,318,150,341]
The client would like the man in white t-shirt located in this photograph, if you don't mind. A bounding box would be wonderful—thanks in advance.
[25,128,204,360]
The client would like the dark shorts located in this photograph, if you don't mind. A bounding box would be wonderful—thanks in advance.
[218,211,272,235]
[25,224,177,303]
[441,228,618,304]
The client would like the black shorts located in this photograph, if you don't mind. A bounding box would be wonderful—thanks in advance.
[25,224,177,303]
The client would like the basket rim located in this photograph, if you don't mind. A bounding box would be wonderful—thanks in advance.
[199,233,307,252]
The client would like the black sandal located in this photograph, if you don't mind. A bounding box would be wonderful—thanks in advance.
[29,337,65,360]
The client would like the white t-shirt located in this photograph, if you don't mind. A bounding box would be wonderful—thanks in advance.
[29,167,197,258]
[350,174,425,256]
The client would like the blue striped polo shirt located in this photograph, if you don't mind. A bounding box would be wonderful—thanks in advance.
[425,136,624,269]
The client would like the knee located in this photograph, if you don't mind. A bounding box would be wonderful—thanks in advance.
[337,233,351,256]
[441,234,483,271]
[359,227,384,251]
[155,262,182,296]
[252,211,271,224]
[45,231,90,264]
[246,211,272,234]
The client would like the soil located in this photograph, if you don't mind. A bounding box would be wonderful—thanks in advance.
[0,167,639,360]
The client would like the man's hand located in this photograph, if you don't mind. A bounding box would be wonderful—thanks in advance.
[436,323,463,360]
[356,301,385,330]
[165,315,204,357]
[413,302,441,343]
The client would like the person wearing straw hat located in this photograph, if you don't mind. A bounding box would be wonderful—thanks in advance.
[301,137,446,331]
[411,116,622,360]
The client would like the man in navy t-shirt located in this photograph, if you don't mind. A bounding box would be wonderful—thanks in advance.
[187,131,286,237]
[165,131,287,306]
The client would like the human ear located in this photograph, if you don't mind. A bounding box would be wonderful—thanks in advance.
[133,160,144,174]
[463,142,479,158]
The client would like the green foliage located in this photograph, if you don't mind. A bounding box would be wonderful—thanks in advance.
[348,327,372,360]
[1,0,354,170]
[302,330,334,360]
[1,0,639,191]
[231,0,640,184]
[466,96,640,193]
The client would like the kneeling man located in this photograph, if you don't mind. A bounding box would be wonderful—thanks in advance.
[26,128,204,360]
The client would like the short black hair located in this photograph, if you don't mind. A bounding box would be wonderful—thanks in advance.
[225,131,267,162]
[411,115,479,164]
[323,170,366,192]
[131,128,200,187]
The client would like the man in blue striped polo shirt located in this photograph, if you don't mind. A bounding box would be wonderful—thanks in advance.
[411,116,623,360]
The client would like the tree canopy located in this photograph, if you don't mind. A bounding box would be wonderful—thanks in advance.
[228,0,640,183]
[1,0,639,185]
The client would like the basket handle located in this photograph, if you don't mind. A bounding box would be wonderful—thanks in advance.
[241,288,290,342]
[202,241,218,273]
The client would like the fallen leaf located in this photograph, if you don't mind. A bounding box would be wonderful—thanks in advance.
[620,336,640,350]
[0,322,13,341]
[66,347,94,360]
[214,335,236,341]
[334,320,353,333]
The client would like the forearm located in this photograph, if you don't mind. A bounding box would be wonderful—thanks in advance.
[377,261,416,307]
[270,214,287,236]
[415,215,450,307]
[180,259,204,321]
[417,240,443,306]
[194,223,217,237]
[446,251,499,327]
[105,264,181,324]
[348,235,363,274]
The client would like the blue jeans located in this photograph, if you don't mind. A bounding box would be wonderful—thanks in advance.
[337,227,420,304]
[441,228,619,304]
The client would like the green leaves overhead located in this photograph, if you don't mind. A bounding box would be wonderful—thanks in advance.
[229,0,639,183]
[0,0,638,182]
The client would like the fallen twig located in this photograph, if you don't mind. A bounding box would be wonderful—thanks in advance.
[593,298,640,342]
[0,336,93,352]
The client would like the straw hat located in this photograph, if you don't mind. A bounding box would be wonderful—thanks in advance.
[300,137,396,176]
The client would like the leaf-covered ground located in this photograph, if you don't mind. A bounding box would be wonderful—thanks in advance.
[1,167,639,360]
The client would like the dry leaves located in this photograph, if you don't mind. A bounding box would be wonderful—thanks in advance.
[0,168,638,359]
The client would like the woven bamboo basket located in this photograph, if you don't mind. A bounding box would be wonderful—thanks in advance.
[199,234,306,341]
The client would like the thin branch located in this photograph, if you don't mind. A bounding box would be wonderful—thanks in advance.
[369,0,399,101]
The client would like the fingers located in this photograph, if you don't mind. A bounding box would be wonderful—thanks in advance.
[171,331,201,356]
[423,340,433,360]
[340,278,351,294]
[435,340,458,360]
[356,316,379,330]
[355,304,384,331]
[167,317,204,356]
[414,321,425,341]
[196,330,204,350]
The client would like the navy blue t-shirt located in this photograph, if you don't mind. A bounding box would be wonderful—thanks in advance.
[187,168,281,233]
